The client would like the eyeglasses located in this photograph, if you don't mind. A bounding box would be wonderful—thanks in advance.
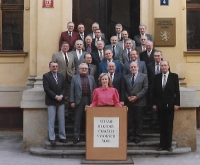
[80,68,88,70]
[51,66,58,68]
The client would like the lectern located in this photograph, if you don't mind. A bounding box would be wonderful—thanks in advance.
[86,106,127,160]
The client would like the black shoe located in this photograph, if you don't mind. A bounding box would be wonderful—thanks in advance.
[73,138,80,144]
[157,147,163,151]
[135,139,140,144]
[59,139,67,143]
[50,140,56,146]
[167,147,173,152]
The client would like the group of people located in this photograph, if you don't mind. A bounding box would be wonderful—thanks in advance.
[43,21,180,153]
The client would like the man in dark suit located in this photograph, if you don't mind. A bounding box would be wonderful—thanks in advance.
[124,62,148,144]
[107,62,124,105]
[70,63,96,144]
[115,23,123,41]
[87,22,105,39]
[123,50,147,75]
[43,61,67,145]
[70,40,87,74]
[84,53,97,82]
[134,24,153,46]
[105,36,123,64]
[152,60,180,152]
[99,49,122,76]
[77,24,86,42]
[59,22,80,51]
[52,41,75,115]
[140,40,155,66]
[84,36,97,54]
[147,50,163,127]
[91,40,105,68]
[92,29,108,46]
[135,35,147,54]
[118,30,135,50]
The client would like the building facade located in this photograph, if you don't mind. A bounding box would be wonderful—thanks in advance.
[0,0,199,147]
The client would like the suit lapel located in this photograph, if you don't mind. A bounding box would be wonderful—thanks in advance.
[78,75,82,90]
[132,72,141,88]
[59,52,66,66]
[164,72,171,91]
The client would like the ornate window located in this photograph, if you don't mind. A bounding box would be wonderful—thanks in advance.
[186,0,200,50]
[0,0,24,51]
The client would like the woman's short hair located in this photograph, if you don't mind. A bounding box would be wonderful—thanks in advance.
[98,73,113,87]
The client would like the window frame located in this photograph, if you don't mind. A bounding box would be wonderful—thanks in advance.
[186,1,200,51]
[0,1,24,52]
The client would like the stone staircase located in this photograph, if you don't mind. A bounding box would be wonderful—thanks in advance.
[29,108,192,157]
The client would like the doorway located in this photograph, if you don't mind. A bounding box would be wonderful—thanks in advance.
[73,0,140,40]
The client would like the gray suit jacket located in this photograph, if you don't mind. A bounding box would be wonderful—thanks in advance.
[134,34,153,46]
[105,44,123,64]
[124,72,148,106]
[70,74,96,105]
[87,32,105,39]
[118,40,136,50]
[51,51,75,82]
[70,50,87,74]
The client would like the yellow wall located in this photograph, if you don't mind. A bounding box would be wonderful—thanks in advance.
[26,0,72,76]
[141,0,187,77]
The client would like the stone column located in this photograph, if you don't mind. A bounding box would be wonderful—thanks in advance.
[173,87,199,151]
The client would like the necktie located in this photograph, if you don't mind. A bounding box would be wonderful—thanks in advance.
[53,73,58,84]
[88,64,91,75]
[147,51,151,57]
[110,73,113,81]
[87,45,91,53]
[78,50,81,60]
[69,32,72,38]
[112,45,115,58]
[142,45,146,52]
[162,75,167,90]
[81,34,84,40]
[64,53,68,65]
[117,34,120,40]
[128,49,131,62]
[100,51,103,61]
[123,40,126,50]
[131,74,135,86]
[156,63,160,74]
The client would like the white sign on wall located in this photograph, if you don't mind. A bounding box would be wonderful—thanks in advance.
[93,117,119,148]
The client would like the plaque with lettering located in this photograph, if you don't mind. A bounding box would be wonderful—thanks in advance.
[93,117,119,148]
[154,18,176,46]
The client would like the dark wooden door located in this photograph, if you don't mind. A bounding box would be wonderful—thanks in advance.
[73,0,140,41]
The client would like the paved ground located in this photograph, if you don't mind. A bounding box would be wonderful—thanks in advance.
[0,131,199,165]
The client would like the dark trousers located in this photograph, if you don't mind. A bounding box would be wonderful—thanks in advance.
[74,96,90,139]
[65,80,71,114]
[158,106,174,149]
[128,105,144,140]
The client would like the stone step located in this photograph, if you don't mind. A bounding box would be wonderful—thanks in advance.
[55,133,160,141]
[44,141,177,150]
[30,147,191,158]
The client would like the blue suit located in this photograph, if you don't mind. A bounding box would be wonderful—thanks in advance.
[99,60,122,75]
